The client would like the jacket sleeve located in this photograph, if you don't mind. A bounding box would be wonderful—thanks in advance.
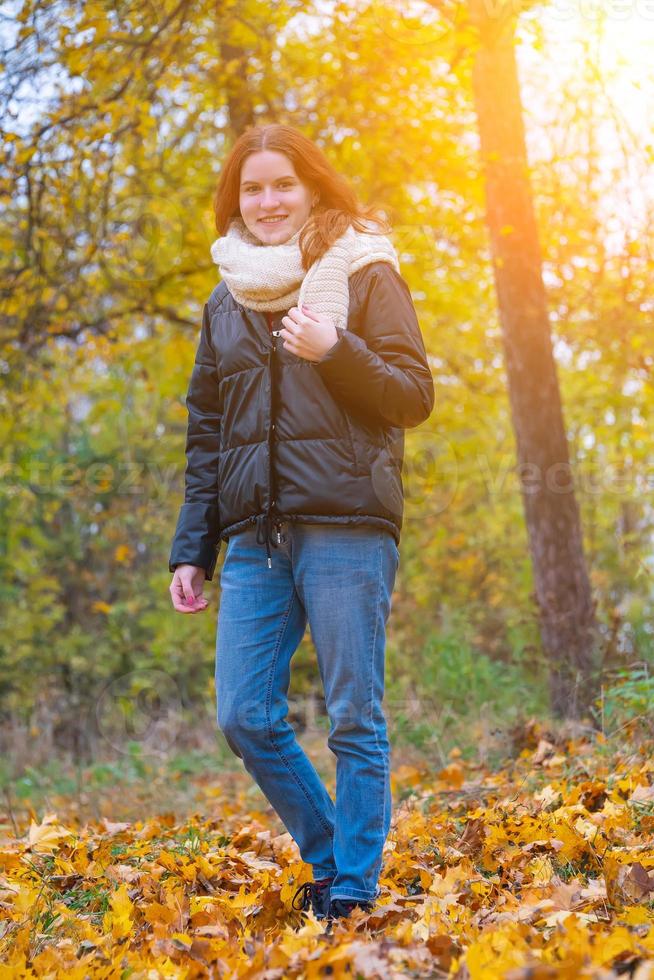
[168,302,221,581]
[312,262,434,429]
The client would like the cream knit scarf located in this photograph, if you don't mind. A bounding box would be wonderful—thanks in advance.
[210,216,399,331]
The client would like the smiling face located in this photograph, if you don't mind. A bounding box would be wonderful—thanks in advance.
[239,150,318,245]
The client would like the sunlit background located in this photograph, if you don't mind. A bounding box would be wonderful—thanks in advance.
[521,2,654,242]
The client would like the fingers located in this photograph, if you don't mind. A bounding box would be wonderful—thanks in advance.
[279,327,299,348]
[169,576,209,614]
[285,306,316,328]
[279,325,303,359]
[281,314,301,335]
[180,577,196,605]
[281,307,323,361]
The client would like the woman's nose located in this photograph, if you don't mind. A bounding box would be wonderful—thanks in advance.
[261,190,281,208]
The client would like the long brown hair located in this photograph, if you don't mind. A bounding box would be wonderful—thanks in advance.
[212,123,392,270]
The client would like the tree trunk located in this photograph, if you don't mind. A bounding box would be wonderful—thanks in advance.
[466,0,602,719]
[220,38,256,137]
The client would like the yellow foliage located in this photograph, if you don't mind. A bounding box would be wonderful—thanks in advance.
[2,733,654,975]
[103,883,134,941]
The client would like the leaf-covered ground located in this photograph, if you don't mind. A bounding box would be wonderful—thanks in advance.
[1,721,654,978]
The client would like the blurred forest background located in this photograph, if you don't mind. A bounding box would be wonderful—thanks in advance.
[1,0,653,810]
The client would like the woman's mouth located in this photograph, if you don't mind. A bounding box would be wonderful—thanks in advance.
[259,216,288,224]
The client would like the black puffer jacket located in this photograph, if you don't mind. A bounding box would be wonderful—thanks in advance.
[169,261,434,578]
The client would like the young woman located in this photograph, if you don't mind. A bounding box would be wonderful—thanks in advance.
[168,123,434,923]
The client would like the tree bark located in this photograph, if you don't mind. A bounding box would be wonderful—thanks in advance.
[466,0,602,719]
[220,38,256,137]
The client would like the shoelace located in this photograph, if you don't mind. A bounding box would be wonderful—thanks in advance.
[291,878,332,912]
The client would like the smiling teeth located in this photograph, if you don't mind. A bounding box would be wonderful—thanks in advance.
[261,217,286,223]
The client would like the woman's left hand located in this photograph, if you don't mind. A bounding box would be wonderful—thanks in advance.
[279,305,340,362]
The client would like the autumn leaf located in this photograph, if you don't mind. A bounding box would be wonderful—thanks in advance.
[27,813,74,853]
[103,883,135,941]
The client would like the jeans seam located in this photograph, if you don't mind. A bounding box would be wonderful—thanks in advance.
[265,587,335,840]
[365,532,386,893]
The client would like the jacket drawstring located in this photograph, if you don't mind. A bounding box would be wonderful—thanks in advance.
[255,514,285,568]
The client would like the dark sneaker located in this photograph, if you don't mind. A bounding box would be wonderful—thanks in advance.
[291,876,334,920]
[327,898,374,920]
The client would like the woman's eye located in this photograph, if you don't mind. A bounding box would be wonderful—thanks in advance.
[245,184,293,192]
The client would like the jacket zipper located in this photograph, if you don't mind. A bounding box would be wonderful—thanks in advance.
[269,330,281,543]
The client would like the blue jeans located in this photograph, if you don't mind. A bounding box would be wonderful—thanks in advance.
[215,520,399,903]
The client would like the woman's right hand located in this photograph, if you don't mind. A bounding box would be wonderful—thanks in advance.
[170,564,210,613]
